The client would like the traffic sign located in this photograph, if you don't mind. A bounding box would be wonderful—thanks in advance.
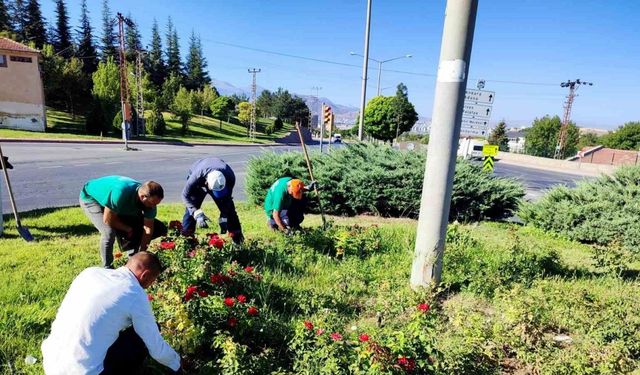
[461,117,489,128]
[460,127,487,137]
[482,144,499,157]
[463,103,492,119]
[482,156,495,173]
[465,89,495,104]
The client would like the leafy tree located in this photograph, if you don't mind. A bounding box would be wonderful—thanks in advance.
[364,96,405,143]
[256,89,273,117]
[488,121,510,151]
[0,0,12,32]
[100,0,117,62]
[210,96,235,121]
[76,0,98,75]
[392,83,418,139]
[165,17,181,77]
[237,101,252,128]
[145,109,166,136]
[146,19,166,88]
[90,56,120,132]
[601,122,640,150]
[577,132,601,150]
[524,115,579,158]
[52,0,71,56]
[124,13,141,63]
[197,84,218,115]
[24,0,46,48]
[160,73,181,111]
[170,86,193,134]
[184,31,210,90]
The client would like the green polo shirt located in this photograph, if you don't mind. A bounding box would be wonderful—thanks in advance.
[264,177,293,218]
[80,176,156,219]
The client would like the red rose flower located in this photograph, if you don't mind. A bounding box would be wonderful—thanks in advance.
[169,220,182,230]
[397,357,416,372]
[224,297,235,307]
[247,306,259,316]
[359,334,370,342]
[160,241,175,250]
[316,328,325,336]
[227,317,238,327]
[244,266,254,273]
[114,252,123,259]
[417,303,430,312]
[208,235,224,249]
[304,321,314,330]
[184,285,198,302]
[147,294,154,301]
[197,289,208,298]
[237,294,247,304]
[330,332,343,341]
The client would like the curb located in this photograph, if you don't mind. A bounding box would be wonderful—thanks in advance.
[0,138,301,147]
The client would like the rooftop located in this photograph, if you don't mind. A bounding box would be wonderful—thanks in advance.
[0,38,39,54]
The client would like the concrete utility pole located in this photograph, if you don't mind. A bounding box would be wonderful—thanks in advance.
[357,0,372,141]
[554,79,593,159]
[311,86,322,137]
[116,13,132,150]
[135,50,146,137]
[248,68,261,140]
[411,0,478,289]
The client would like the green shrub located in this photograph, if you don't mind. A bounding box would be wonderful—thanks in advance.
[520,165,640,254]
[145,110,167,136]
[246,143,525,221]
[111,107,138,133]
[274,117,284,130]
[84,100,109,135]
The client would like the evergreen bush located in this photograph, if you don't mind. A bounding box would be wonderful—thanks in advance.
[146,110,167,136]
[246,144,525,221]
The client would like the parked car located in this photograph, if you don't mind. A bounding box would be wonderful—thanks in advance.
[331,134,342,143]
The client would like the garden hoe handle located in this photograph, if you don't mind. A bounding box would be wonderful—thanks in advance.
[295,122,327,229]
[0,144,20,225]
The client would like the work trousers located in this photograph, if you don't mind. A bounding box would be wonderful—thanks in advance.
[80,198,167,268]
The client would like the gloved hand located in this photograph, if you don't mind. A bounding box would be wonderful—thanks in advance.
[219,217,228,234]
[305,180,318,191]
[229,230,244,244]
[193,209,210,229]
[283,227,294,236]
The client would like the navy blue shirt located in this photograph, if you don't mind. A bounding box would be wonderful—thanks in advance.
[182,157,236,216]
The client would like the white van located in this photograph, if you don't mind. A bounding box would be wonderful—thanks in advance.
[458,138,486,160]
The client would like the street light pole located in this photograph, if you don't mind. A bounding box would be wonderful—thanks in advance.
[357,0,372,142]
[376,61,383,96]
[351,52,412,97]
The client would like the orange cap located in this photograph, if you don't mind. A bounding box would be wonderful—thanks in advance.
[288,179,305,199]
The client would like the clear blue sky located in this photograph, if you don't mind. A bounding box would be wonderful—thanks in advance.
[41,0,640,129]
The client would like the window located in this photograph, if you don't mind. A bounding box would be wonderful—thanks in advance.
[0,55,6,68]
[10,55,32,63]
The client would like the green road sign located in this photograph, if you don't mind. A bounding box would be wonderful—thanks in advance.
[482,156,494,173]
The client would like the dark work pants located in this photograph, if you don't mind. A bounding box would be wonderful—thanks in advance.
[80,199,167,268]
[268,199,305,229]
[100,327,148,375]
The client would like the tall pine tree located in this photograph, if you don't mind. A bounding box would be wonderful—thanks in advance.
[124,13,141,63]
[165,17,181,78]
[10,0,28,40]
[0,0,12,32]
[488,121,510,151]
[185,31,210,90]
[145,18,166,89]
[76,0,97,75]
[392,82,419,139]
[52,0,71,56]
[24,0,47,48]
[100,0,117,62]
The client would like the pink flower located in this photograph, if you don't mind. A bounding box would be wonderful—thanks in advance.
[187,250,196,258]
[417,303,430,312]
[227,269,237,277]
[227,317,238,327]
[359,334,370,342]
[247,306,259,316]
[330,332,343,341]
[303,321,314,331]
[237,294,247,304]
[160,241,175,250]
[224,297,235,307]
[244,266,254,273]
[316,328,325,336]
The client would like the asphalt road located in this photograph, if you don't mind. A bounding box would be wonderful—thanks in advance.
[0,142,589,214]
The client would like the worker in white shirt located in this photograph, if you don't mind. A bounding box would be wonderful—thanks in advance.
[41,252,181,375]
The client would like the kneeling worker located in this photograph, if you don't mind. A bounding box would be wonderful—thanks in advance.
[181,157,243,243]
[80,176,167,268]
[264,176,314,232]
[42,252,181,374]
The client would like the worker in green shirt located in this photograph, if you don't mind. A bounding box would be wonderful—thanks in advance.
[79,176,167,268]
[264,177,315,232]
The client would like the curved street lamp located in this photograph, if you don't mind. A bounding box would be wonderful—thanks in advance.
[350,52,412,96]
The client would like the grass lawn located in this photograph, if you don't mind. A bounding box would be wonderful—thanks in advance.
[0,109,292,145]
[1,204,639,374]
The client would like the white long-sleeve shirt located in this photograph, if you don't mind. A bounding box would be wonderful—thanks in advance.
[41,267,180,375]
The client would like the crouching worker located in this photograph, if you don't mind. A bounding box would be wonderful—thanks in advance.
[264,177,315,232]
[80,176,167,268]
[181,157,243,243]
[41,252,182,374]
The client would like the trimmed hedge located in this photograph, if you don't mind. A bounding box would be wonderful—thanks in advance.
[520,165,640,253]
[246,143,525,221]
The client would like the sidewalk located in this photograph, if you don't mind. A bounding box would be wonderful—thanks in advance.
[0,135,302,147]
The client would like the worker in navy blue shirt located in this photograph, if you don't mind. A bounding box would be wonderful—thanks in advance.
[181,157,243,243]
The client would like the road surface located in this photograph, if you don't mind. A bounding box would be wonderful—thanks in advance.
[0,142,590,214]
